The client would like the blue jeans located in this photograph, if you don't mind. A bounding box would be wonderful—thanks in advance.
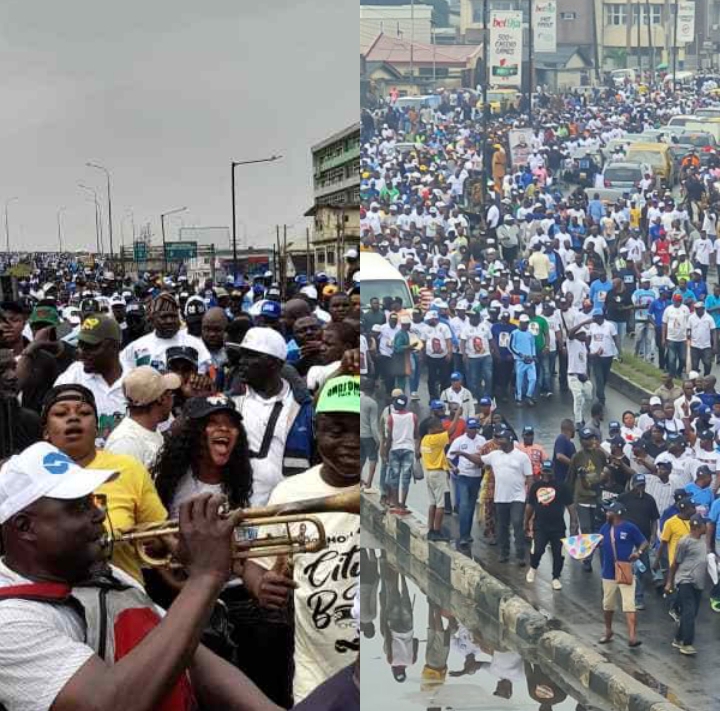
[592,356,613,404]
[387,449,414,496]
[514,359,537,401]
[537,352,553,394]
[466,356,493,399]
[457,475,483,542]
[666,340,685,378]
[634,548,651,604]
[410,352,421,393]
[611,320,627,353]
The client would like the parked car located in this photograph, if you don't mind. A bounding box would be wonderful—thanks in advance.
[601,161,652,191]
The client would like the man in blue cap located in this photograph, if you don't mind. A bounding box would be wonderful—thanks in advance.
[439,371,476,419]
[448,417,486,550]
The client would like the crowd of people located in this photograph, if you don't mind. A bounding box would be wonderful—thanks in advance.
[360,79,720,656]
[0,257,361,711]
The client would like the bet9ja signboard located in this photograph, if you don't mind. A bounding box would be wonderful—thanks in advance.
[489,11,523,87]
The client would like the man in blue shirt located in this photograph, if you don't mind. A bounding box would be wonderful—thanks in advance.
[688,270,708,302]
[509,314,537,406]
[589,271,612,311]
[632,277,657,362]
[684,464,715,517]
[598,501,648,647]
[706,494,720,610]
[705,283,720,364]
[648,288,671,370]
[588,193,604,224]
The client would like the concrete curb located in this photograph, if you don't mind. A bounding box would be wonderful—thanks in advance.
[609,369,654,402]
[362,492,684,711]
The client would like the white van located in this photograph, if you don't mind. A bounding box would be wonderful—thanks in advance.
[611,68,637,86]
[360,252,414,312]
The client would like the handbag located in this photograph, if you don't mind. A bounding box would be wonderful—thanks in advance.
[610,527,634,585]
[413,457,425,482]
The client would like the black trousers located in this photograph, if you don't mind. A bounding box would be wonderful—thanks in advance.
[530,527,565,579]
[558,348,568,391]
[427,357,451,400]
[677,583,702,646]
[655,327,666,371]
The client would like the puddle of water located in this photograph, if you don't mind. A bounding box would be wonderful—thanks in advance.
[361,545,611,711]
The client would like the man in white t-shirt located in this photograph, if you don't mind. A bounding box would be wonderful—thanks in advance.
[687,301,715,376]
[121,292,212,374]
[104,366,180,469]
[422,312,453,399]
[245,375,360,703]
[587,309,618,406]
[460,309,494,399]
[448,418,486,549]
[456,427,533,564]
[0,442,273,711]
[662,294,691,379]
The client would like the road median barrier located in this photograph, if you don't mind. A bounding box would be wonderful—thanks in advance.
[362,491,685,711]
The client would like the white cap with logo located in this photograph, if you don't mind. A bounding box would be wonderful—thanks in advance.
[0,442,117,524]
[239,327,288,362]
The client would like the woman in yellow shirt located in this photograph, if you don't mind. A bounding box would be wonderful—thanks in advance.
[41,384,167,583]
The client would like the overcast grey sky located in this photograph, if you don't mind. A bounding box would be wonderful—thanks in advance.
[0,0,357,253]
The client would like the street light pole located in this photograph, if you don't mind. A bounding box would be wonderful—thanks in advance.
[4,198,17,254]
[86,162,113,259]
[160,206,187,274]
[78,184,101,254]
[230,155,282,279]
[57,207,66,253]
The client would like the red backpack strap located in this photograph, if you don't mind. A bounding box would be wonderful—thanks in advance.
[0,582,72,602]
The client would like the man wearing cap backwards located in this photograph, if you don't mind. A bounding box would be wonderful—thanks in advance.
[439,371,476,419]
[687,300,715,376]
[448,417,487,550]
[0,441,281,711]
[598,502,648,647]
[244,375,360,702]
[120,293,212,375]
[54,314,128,443]
[104,366,180,469]
[524,460,574,590]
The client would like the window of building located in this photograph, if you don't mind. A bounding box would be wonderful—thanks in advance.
[605,4,626,25]
[560,11,576,19]
[317,249,326,266]
[631,4,662,23]
[471,0,483,23]
[419,67,449,77]
[327,250,336,266]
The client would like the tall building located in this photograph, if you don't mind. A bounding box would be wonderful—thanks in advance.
[303,123,360,282]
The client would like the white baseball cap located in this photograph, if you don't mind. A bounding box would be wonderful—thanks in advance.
[239,327,288,361]
[300,285,318,300]
[519,314,530,323]
[0,442,117,524]
[344,248,359,260]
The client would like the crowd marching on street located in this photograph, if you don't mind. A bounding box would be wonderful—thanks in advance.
[0,255,361,711]
[360,77,720,656]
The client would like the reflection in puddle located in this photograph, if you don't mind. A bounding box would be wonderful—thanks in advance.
[361,548,609,710]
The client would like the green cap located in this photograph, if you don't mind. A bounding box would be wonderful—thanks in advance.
[78,315,122,345]
[29,305,60,326]
[316,375,360,415]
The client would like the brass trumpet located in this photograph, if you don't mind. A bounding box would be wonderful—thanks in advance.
[110,487,360,569]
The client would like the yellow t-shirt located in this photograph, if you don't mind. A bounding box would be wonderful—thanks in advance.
[421,431,450,471]
[90,450,168,582]
[660,515,691,565]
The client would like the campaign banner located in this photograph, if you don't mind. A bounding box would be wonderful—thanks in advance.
[489,11,523,87]
[533,0,557,53]
[508,128,532,167]
[676,1,695,44]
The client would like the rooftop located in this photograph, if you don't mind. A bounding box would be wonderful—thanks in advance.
[363,32,482,66]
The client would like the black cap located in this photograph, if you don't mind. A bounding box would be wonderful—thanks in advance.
[606,501,628,517]
[166,345,199,368]
[184,394,242,422]
[677,499,696,513]
[523,425,534,435]
[673,488,691,502]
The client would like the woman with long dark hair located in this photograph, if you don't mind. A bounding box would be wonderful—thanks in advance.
[153,394,252,515]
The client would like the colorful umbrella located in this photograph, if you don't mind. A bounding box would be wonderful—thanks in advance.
[561,534,604,560]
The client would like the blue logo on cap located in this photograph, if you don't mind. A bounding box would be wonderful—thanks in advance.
[42,452,74,476]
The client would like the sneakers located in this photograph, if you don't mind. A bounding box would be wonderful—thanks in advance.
[710,598,720,613]
[635,601,645,611]
[552,578,563,591]
[669,609,681,624]
[526,397,536,407]
[526,568,536,583]
[672,639,683,649]
[679,644,697,656]
[410,391,420,401]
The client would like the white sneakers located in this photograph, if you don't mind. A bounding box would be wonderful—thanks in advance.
[526,568,562,590]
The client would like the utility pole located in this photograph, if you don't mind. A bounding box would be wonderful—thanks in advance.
[672,0,679,89]
[637,0,642,75]
[230,155,282,280]
[410,0,415,81]
[481,0,489,205]
[646,0,654,84]
[306,226,311,275]
[528,0,534,125]
[86,162,113,259]
[57,207,65,253]
[79,184,101,255]
[4,198,17,254]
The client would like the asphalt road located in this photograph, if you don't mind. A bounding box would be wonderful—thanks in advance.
[364,382,720,709]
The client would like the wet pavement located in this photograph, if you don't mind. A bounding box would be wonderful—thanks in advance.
[361,533,613,711]
[364,384,720,709]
